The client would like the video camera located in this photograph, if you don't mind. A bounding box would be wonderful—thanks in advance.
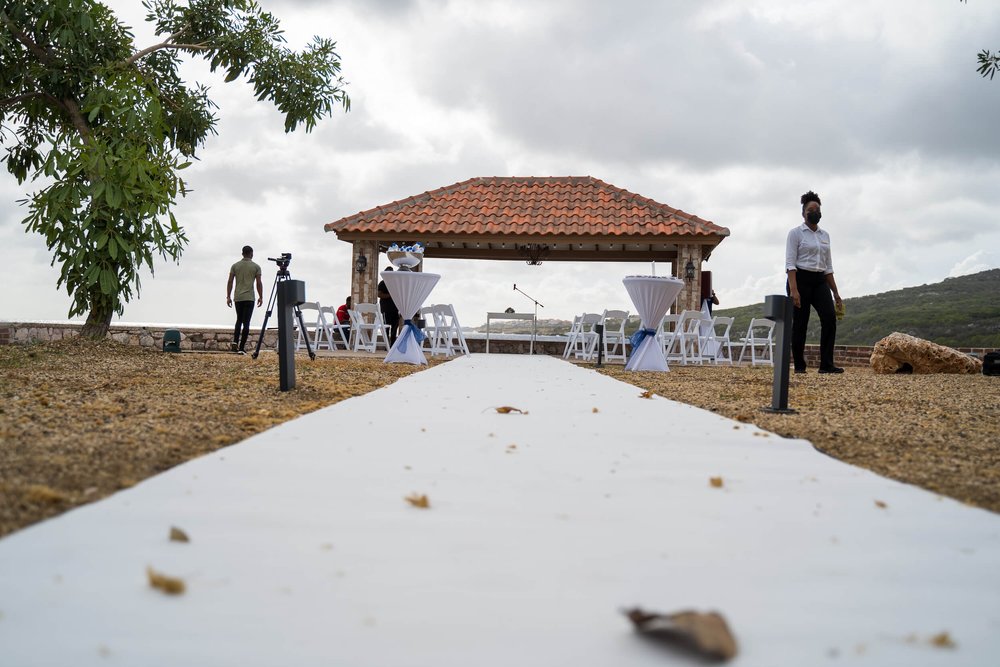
[267,253,292,270]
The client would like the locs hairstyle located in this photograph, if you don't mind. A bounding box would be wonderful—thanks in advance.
[800,191,821,212]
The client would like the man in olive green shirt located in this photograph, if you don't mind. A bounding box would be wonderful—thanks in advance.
[226,245,263,354]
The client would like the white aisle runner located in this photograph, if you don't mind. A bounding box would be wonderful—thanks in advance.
[1,355,998,666]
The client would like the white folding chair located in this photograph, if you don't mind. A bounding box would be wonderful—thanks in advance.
[704,316,735,365]
[738,318,776,366]
[658,313,680,360]
[665,310,703,365]
[346,309,368,352]
[316,305,350,351]
[350,303,390,353]
[295,301,322,352]
[573,313,603,360]
[562,315,584,359]
[421,304,453,356]
[677,309,710,365]
[439,304,470,356]
[600,309,630,363]
[418,306,444,355]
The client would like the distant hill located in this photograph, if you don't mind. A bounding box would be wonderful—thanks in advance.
[715,268,1000,348]
[473,318,573,336]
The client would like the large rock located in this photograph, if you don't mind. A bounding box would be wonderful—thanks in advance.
[870,332,982,374]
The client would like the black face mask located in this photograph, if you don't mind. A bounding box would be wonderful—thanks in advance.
[806,210,822,225]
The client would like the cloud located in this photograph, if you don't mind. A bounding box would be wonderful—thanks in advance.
[3,0,1000,328]
[410,1,1000,172]
[949,251,998,278]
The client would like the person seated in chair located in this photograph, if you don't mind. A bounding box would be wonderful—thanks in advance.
[336,296,352,325]
[336,296,352,343]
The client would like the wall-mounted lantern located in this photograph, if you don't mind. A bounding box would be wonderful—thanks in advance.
[684,259,696,283]
[355,252,368,274]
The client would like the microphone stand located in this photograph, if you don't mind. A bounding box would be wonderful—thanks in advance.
[513,283,544,355]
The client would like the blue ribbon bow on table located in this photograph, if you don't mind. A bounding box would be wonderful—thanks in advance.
[397,319,426,353]
[628,328,657,359]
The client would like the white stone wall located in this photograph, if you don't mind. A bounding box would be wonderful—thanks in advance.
[0,323,280,352]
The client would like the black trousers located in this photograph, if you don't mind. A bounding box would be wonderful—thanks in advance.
[382,308,399,346]
[233,300,254,351]
[787,269,837,370]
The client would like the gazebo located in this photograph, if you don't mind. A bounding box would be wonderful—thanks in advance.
[324,176,730,312]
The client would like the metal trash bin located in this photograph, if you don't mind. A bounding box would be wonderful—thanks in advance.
[162,329,182,353]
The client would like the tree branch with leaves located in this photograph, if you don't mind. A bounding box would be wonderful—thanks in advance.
[959,0,1000,79]
[1,0,350,337]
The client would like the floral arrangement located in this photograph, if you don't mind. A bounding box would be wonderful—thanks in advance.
[625,274,683,280]
[386,242,425,270]
[387,242,424,254]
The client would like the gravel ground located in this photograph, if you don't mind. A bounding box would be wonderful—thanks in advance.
[599,364,1000,514]
[0,340,434,538]
[2,341,998,538]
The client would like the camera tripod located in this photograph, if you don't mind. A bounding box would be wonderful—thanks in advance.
[251,266,315,360]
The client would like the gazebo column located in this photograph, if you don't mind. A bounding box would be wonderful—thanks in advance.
[673,244,703,312]
[351,240,379,306]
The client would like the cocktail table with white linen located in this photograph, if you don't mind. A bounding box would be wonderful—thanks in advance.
[623,275,684,371]
[380,270,440,364]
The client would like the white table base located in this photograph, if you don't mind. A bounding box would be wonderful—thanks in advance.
[623,275,685,372]
[381,271,440,365]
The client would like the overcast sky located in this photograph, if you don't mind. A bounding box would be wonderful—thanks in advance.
[2,0,999,328]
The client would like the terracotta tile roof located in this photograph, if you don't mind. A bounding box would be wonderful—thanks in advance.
[324,176,729,240]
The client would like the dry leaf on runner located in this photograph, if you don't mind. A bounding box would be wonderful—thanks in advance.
[623,607,738,661]
[147,567,186,595]
[405,493,430,509]
[592,407,599,413]
[639,391,654,399]
[709,477,724,488]
[494,406,526,414]
[930,632,956,649]
[169,526,190,542]
[874,500,887,509]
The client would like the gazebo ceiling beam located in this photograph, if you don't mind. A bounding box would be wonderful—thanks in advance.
[333,232,720,263]
[424,247,678,262]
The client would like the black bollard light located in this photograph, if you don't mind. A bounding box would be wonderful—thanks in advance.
[761,294,796,414]
[276,279,306,391]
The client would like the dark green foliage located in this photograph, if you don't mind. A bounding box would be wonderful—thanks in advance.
[0,0,349,336]
[715,269,1000,348]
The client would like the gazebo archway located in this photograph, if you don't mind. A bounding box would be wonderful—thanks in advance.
[324,176,730,313]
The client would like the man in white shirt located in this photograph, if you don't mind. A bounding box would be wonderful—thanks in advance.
[785,191,844,374]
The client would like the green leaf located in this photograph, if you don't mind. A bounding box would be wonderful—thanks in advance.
[84,264,101,286]
[99,269,114,295]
